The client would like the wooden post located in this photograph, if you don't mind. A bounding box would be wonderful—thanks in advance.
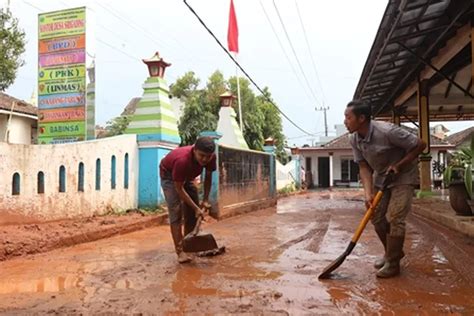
[417,79,432,195]
[392,108,401,126]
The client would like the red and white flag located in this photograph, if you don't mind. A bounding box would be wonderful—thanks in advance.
[227,0,239,53]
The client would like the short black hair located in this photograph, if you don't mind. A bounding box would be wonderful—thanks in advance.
[347,100,372,122]
[195,136,215,154]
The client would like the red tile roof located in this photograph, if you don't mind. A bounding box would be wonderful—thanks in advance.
[0,92,38,117]
[300,124,453,151]
[445,127,474,147]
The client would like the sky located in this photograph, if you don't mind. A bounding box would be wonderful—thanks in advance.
[3,0,473,146]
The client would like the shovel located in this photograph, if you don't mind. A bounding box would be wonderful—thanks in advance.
[318,173,393,279]
[182,215,218,253]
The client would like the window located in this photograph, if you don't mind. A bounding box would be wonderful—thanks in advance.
[59,166,66,192]
[78,163,85,192]
[124,153,129,189]
[37,172,45,194]
[12,173,20,195]
[111,155,116,189]
[341,159,350,181]
[96,159,101,190]
[341,159,359,182]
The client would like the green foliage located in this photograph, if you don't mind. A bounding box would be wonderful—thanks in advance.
[278,183,297,195]
[105,115,131,136]
[256,88,288,163]
[444,136,473,199]
[0,8,26,91]
[169,71,200,100]
[229,76,263,150]
[178,93,217,145]
[173,70,287,156]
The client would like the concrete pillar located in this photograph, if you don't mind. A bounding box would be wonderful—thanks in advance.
[125,52,181,208]
[263,138,276,197]
[216,92,249,149]
[291,148,301,189]
[199,131,222,218]
[86,61,96,140]
[417,79,432,196]
[329,152,334,187]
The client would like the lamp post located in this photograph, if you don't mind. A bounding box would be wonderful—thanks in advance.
[219,91,236,107]
[143,51,171,78]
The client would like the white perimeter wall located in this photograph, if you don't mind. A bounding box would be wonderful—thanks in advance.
[0,134,139,220]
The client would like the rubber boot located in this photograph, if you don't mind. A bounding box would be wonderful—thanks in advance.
[376,235,404,278]
[170,223,191,264]
[373,223,389,269]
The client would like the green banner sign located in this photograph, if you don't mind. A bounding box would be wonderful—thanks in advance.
[39,65,86,82]
[39,7,86,40]
[38,121,85,137]
[38,78,85,96]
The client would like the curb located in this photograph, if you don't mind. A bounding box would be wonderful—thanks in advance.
[412,205,474,238]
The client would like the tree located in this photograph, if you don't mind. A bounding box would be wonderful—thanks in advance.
[256,88,288,163]
[169,71,200,100]
[173,71,286,157]
[177,70,225,145]
[0,9,26,91]
[178,93,217,145]
[229,76,264,151]
[105,115,131,136]
[203,70,227,116]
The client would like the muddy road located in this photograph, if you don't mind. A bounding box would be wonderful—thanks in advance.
[1,191,473,315]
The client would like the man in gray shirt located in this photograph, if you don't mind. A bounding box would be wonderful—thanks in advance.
[344,100,426,278]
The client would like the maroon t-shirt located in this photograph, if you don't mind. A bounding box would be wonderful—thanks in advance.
[159,145,216,182]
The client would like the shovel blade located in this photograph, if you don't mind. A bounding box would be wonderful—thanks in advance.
[318,241,356,279]
[182,233,218,253]
[318,253,348,279]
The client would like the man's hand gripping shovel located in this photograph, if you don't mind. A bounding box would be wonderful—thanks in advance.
[182,202,223,254]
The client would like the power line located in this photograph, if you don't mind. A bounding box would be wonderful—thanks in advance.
[272,0,322,107]
[294,0,327,106]
[96,2,202,70]
[22,0,42,11]
[20,1,178,81]
[258,0,314,108]
[96,38,140,62]
[287,131,327,140]
[183,0,315,136]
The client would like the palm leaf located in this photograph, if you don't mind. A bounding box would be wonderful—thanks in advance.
[465,165,472,200]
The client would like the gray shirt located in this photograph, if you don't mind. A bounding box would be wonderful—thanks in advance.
[349,121,419,188]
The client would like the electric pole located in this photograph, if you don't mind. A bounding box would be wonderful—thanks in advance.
[315,106,329,136]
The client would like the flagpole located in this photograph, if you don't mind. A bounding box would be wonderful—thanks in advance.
[234,52,243,132]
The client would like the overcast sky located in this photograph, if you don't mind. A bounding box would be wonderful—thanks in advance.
[4,0,473,146]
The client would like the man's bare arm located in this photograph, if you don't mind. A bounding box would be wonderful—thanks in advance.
[359,160,374,208]
[174,181,202,217]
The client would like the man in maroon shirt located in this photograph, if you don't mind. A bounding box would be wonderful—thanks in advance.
[160,136,217,263]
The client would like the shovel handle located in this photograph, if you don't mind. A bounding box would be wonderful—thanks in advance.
[186,215,203,238]
[350,190,384,243]
[350,171,394,243]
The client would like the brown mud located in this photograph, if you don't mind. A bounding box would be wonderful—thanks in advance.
[0,212,166,262]
[1,190,473,314]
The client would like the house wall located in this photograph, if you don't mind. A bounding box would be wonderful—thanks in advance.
[300,150,355,187]
[0,134,139,220]
[301,148,448,188]
[276,159,296,190]
[0,114,36,145]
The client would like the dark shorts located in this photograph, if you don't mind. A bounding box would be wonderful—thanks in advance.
[161,179,199,226]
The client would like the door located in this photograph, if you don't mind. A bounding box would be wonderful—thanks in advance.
[318,157,330,188]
